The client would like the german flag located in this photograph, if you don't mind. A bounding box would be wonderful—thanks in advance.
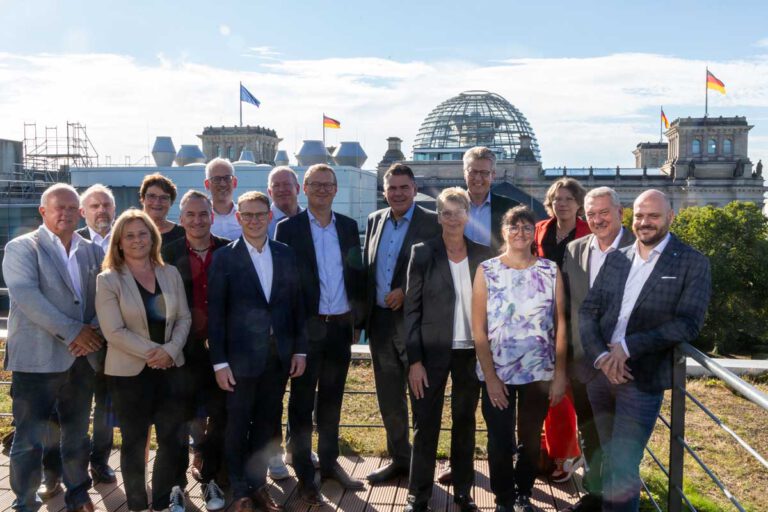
[706,70,726,94]
[323,114,341,129]
[661,108,669,129]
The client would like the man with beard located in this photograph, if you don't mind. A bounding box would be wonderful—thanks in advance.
[205,158,242,240]
[580,189,711,512]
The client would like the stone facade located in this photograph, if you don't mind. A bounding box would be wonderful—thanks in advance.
[633,142,668,168]
[197,125,282,164]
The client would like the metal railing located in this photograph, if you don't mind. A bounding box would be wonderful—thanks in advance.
[643,343,768,512]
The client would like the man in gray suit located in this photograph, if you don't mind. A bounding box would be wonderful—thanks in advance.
[3,183,106,512]
[560,187,634,512]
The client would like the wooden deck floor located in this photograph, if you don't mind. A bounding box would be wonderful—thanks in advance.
[0,451,583,512]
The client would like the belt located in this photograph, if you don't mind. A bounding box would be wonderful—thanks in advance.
[316,312,352,323]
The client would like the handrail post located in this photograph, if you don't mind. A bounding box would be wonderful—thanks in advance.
[668,345,686,512]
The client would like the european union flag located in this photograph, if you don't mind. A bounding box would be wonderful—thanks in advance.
[240,84,261,107]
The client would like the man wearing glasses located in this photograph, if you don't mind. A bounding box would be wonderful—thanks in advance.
[275,164,367,502]
[205,157,242,240]
[208,191,306,512]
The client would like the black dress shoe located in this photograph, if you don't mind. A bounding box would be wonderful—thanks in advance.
[298,483,327,507]
[251,486,283,512]
[90,463,117,484]
[454,494,478,512]
[366,462,408,484]
[403,495,429,512]
[559,494,602,512]
[321,462,365,490]
[37,479,63,501]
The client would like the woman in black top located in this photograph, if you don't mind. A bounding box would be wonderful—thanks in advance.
[139,173,186,246]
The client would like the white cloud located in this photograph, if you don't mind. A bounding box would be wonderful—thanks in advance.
[1,51,767,169]
[754,37,768,48]
[219,24,231,37]
[243,46,282,60]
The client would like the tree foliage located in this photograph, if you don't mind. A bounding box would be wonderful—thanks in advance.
[671,201,768,353]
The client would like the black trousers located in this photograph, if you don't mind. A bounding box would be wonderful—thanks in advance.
[408,349,480,505]
[110,366,188,511]
[368,307,411,467]
[289,315,352,484]
[571,375,603,497]
[225,349,287,499]
[182,359,227,483]
[481,380,550,505]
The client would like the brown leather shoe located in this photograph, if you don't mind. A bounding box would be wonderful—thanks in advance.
[437,467,452,485]
[233,497,256,512]
[298,483,328,507]
[252,486,283,512]
[70,500,102,512]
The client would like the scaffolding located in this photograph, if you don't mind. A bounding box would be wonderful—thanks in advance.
[23,121,99,173]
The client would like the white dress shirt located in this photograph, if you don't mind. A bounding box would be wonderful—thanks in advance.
[211,201,242,240]
[87,226,111,252]
[42,225,83,303]
[588,228,625,287]
[449,258,474,349]
[594,233,671,366]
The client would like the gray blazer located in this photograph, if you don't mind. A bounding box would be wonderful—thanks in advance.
[562,228,635,380]
[2,226,105,373]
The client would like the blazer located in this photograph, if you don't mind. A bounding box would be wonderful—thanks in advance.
[404,236,492,373]
[95,263,191,377]
[534,216,591,259]
[76,226,91,240]
[489,191,522,254]
[579,234,711,392]
[161,234,230,360]
[561,229,635,381]
[274,210,365,330]
[2,226,105,373]
[363,205,440,331]
[207,238,307,378]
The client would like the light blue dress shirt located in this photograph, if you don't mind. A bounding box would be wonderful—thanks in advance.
[308,209,350,315]
[464,192,492,247]
[375,203,415,308]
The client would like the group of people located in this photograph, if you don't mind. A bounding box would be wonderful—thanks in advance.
[3,145,711,512]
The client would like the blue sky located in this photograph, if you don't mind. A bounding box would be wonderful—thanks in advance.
[2,0,768,167]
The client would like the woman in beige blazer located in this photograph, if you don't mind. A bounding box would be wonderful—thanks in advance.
[96,208,191,512]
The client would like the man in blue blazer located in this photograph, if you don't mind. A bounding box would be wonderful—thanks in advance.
[208,191,307,512]
[579,190,711,512]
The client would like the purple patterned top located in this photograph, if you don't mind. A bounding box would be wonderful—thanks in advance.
[476,257,557,385]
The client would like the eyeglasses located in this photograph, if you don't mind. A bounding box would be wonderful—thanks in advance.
[144,193,171,203]
[439,209,467,220]
[506,225,534,234]
[466,170,492,179]
[239,212,269,223]
[306,181,336,192]
[209,175,234,184]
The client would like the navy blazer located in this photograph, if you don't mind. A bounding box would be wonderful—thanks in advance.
[274,209,365,331]
[207,237,307,378]
[579,234,711,392]
[404,236,492,373]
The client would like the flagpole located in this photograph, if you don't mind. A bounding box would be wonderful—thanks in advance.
[239,82,243,127]
[660,106,662,142]
[322,113,326,161]
[705,68,709,118]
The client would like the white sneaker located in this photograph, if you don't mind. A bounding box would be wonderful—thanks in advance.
[552,455,585,483]
[283,451,320,468]
[268,455,290,480]
[169,486,185,512]
[202,480,226,511]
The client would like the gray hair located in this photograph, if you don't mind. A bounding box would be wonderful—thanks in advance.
[179,189,212,212]
[205,157,235,179]
[79,183,115,208]
[463,146,497,172]
[436,187,470,212]
[40,183,79,207]
[585,186,621,208]
[268,166,299,187]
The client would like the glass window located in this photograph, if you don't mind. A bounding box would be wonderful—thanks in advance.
[724,139,733,154]
[708,139,717,155]
[215,145,221,157]
[227,146,235,160]
[692,139,701,154]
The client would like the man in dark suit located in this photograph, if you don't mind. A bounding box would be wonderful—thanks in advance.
[208,191,307,512]
[3,183,105,512]
[363,164,440,483]
[580,190,711,512]
[462,146,520,253]
[560,187,634,512]
[162,190,229,511]
[275,163,366,501]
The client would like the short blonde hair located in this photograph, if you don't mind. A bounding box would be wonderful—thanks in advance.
[436,187,470,212]
[463,146,496,172]
[102,209,163,271]
[543,177,586,217]
[303,164,337,184]
[237,191,270,210]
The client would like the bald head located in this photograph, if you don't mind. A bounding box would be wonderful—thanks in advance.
[632,189,674,248]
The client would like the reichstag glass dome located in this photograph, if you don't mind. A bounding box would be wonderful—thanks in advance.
[412,90,541,162]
